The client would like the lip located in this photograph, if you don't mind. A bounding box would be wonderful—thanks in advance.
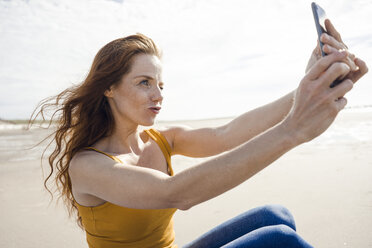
[149,106,161,114]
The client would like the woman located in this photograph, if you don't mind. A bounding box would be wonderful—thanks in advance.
[33,20,367,247]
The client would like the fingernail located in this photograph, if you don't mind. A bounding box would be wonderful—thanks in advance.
[320,34,326,42]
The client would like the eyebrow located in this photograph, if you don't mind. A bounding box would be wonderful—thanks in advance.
[134,75,164,84]
[134,75,154,80]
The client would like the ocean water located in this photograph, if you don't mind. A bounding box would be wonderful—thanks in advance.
[312,109,372,147]
[0,0,372,121]
[0,127,54,163]
[1,108,371,163]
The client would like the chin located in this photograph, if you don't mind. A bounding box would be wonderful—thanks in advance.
[139,118,156,127]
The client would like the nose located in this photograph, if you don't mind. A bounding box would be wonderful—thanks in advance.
[151,85,163,103]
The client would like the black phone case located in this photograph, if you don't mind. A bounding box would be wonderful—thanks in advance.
[311,2,327,56]
[311,2,342,88]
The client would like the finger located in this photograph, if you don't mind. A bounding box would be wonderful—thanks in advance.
[331,79,353,99]
[347,57,369,82]
[323,44,340,54]
[333,97,348,112]
[320,33,347,50]
[346,55,358,71]
[349,53,356,61]
[322,45,358,71]
[306,51,348,80]
[318,62,351,88]
[355,57,369,75]
[325,19,343,43]
[314,40,321,58]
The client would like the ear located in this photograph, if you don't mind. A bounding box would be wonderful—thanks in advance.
[104,87,114,98]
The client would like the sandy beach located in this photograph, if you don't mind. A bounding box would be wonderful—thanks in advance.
[1,110,371,248]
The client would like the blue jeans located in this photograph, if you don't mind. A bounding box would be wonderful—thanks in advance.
[183,205,313,248]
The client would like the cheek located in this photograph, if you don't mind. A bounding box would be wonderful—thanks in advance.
[115,89,149,112]
[129,91,149,107]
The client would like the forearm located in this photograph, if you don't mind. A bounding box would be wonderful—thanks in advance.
[167,51,365,210]
[221,90,295,150]
[168,121,297,210]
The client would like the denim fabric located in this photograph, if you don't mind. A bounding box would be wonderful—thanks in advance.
[183,205,313,248]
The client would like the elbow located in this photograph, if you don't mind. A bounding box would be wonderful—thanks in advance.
[172,199,194,211]
[167,191,194,211]
[176,200,193,211]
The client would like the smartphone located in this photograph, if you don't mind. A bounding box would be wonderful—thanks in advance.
[311,2,342,87]
[311,2,327,56]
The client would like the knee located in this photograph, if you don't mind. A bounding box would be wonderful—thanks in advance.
[269,224,305,246]
[260,204,296,231]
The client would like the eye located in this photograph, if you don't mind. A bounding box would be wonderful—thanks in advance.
[159,85,164,90]
[139,80,150,87]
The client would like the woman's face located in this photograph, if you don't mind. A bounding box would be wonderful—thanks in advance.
[105,54,164,126]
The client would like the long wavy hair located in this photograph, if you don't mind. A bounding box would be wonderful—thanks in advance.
[30,33,161,227]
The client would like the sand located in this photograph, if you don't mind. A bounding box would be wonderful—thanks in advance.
[0,110,371,247]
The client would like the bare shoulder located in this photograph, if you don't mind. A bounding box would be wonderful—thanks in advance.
[155,125,192,140]
[69,149,121,206]
[69,149,115,189]
[151,125,192,149]
[69,150,97,175]
[68,146,176,209]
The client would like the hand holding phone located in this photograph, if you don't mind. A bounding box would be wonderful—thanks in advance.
[311,2,345,87]
[311,2,353,87]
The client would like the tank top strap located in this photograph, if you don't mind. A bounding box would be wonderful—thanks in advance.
[144,129,174,176]
[85,147,123,164]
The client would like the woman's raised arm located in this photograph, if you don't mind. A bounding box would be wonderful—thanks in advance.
[167,90,294,157]
[169,19,368,159]
[70,51,359,211]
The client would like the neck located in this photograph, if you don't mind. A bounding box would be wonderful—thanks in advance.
[97,118,145,155]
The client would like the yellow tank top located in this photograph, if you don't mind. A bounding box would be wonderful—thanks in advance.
[75,129,178,248]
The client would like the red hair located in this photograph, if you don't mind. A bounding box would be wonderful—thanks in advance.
[30,33,161,227]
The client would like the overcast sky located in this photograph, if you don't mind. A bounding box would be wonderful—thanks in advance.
[1,0,371,121]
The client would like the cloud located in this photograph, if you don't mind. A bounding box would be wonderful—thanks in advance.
[0,0,371,120]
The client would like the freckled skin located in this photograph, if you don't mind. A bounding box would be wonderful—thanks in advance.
[105,54,164,127]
